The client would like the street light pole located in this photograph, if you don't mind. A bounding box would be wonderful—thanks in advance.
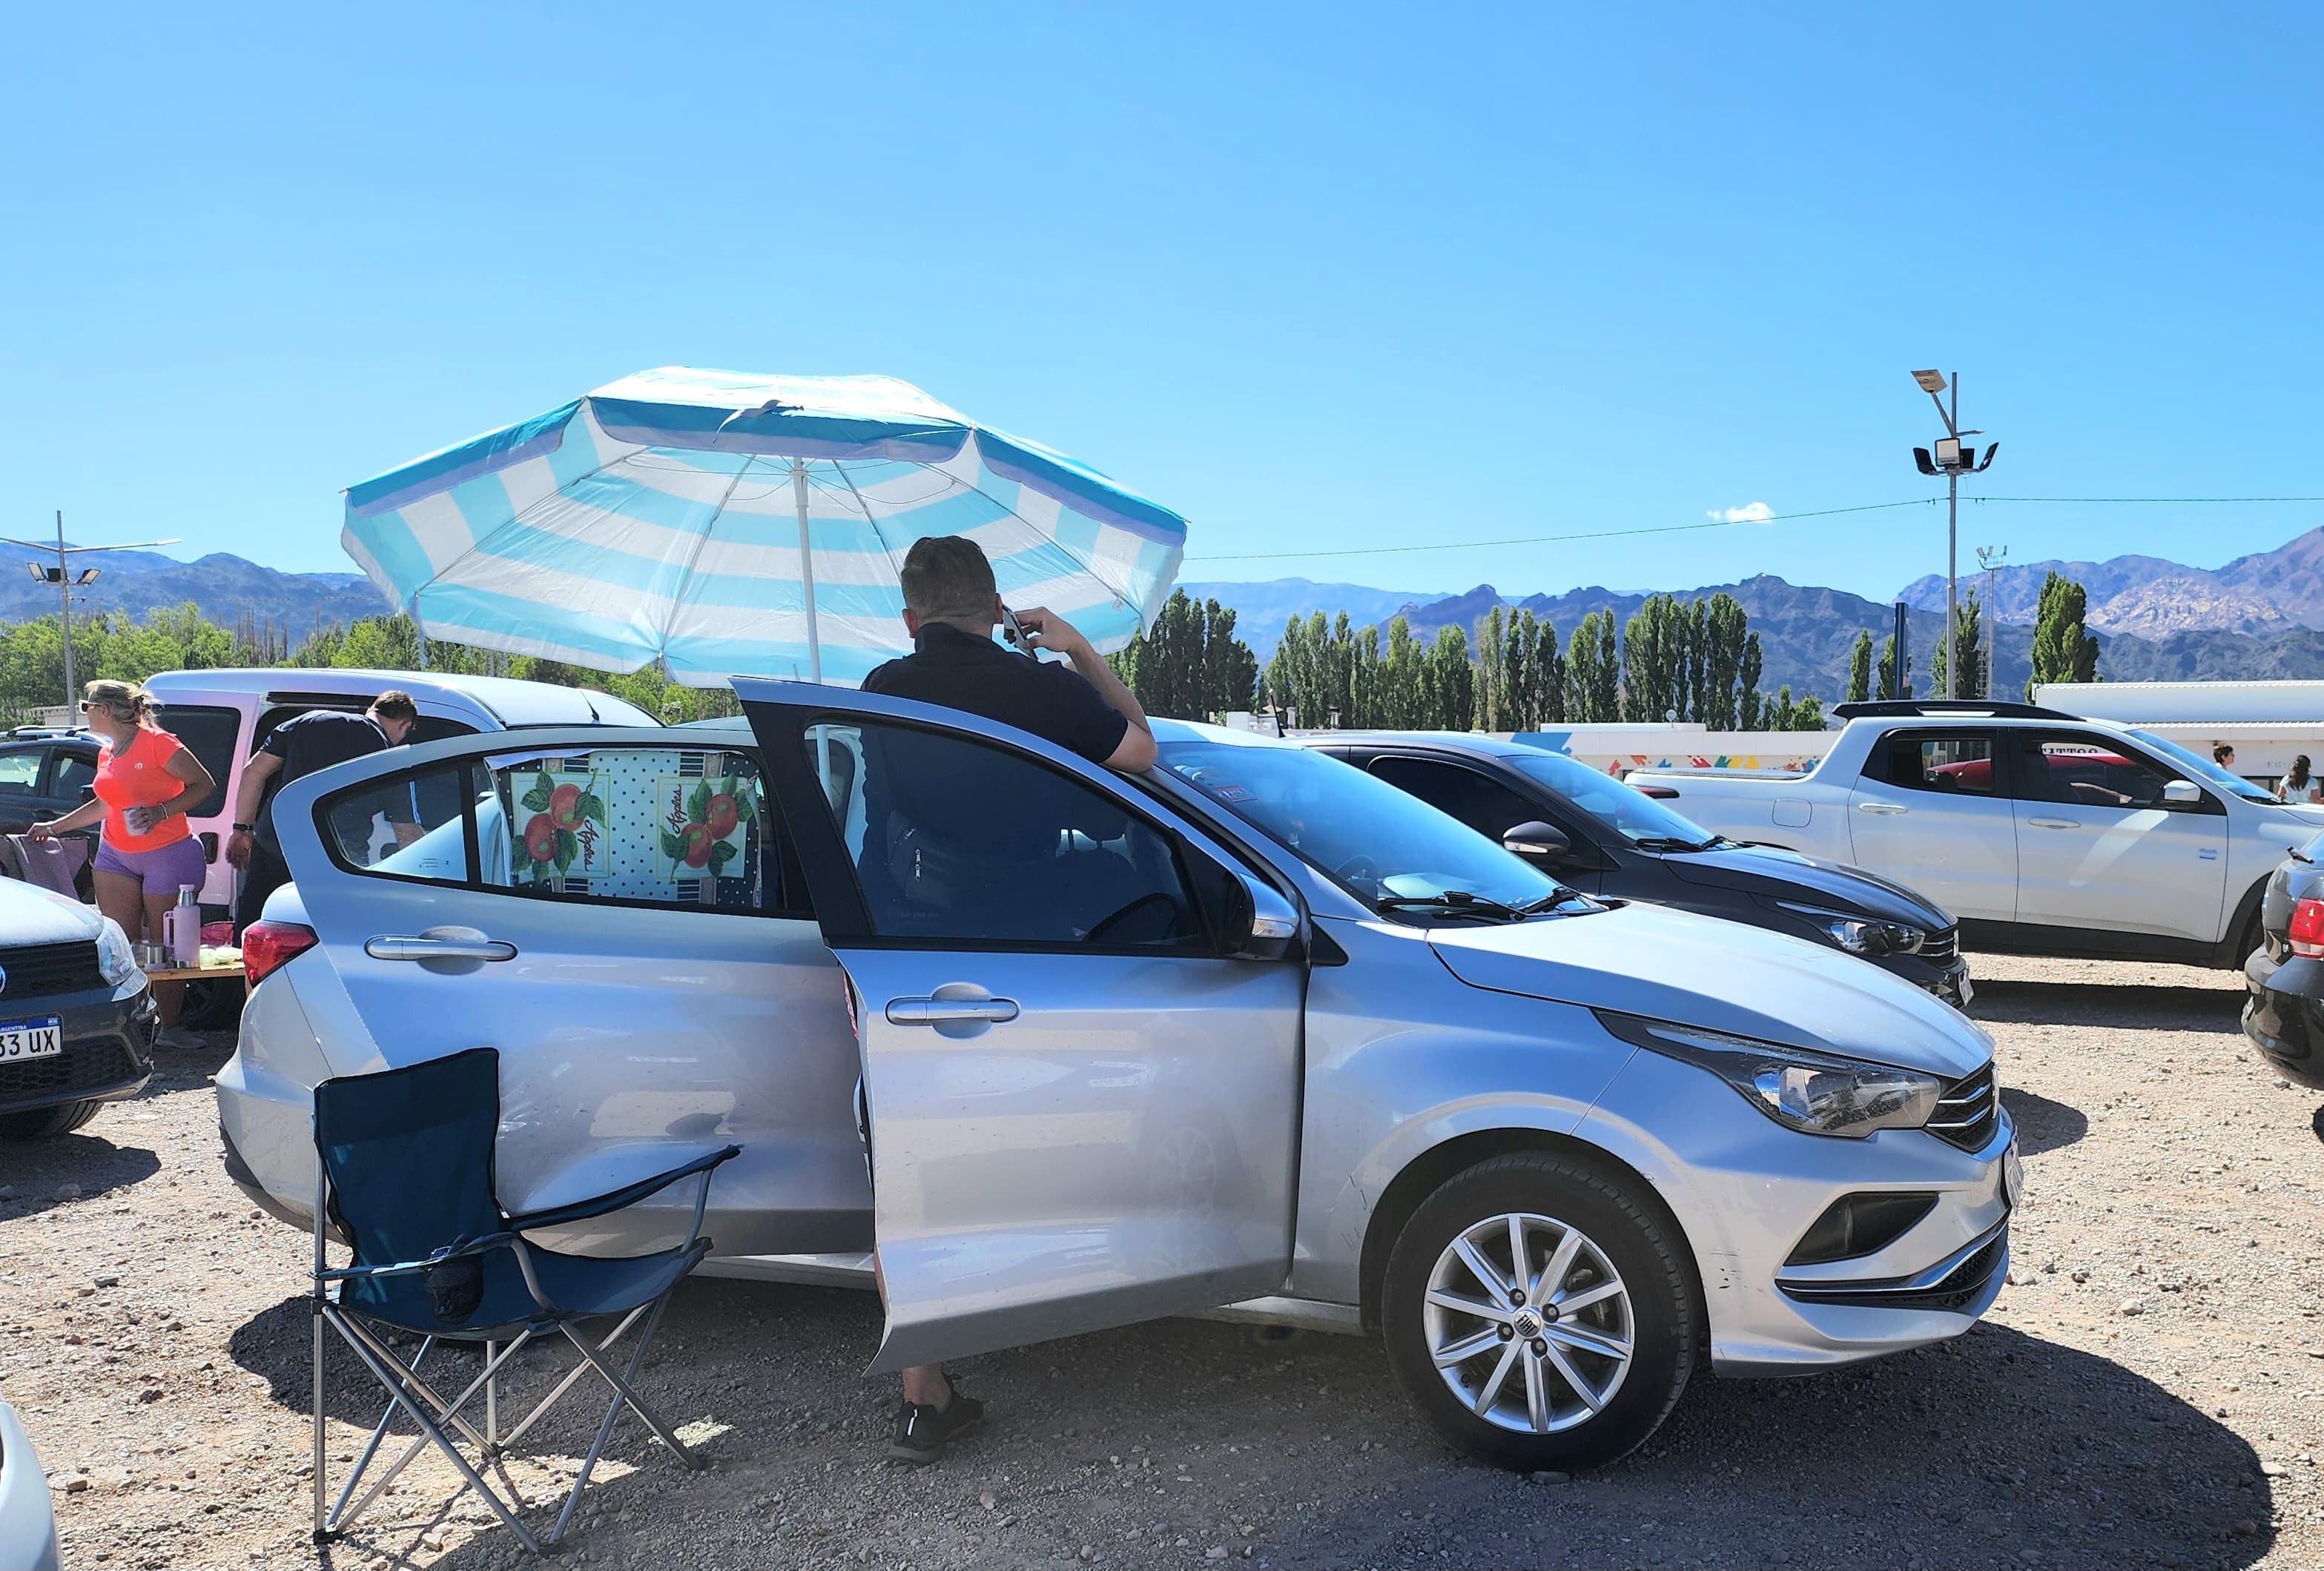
[3,514,182,717]
[1976,543,2009,698]
[1909,371,2000,700]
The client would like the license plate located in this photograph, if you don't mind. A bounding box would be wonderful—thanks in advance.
[2001,1138,2023,1210]
[0,1016,62,1063]
[1955,974,1975,1007]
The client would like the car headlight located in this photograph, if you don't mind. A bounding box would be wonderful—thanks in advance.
[97,916,140,988]
[1598,1012,1944,1138]
[1779,902,1925,957]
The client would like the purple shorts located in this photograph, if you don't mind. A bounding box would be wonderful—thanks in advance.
[94,835,208,896]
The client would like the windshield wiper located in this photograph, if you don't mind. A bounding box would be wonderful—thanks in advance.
[1376,890,1526,922]
[1517,890,1594,914]
[1631,836,1719,853]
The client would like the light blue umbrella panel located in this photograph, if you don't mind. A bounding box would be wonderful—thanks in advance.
[343,367,1188,686]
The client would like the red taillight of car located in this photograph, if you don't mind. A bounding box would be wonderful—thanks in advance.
[243,921,319,985]
[2289,899,2324,958]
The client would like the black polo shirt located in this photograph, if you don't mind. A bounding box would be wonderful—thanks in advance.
[254,710,395,852]
[860,622,1129,763]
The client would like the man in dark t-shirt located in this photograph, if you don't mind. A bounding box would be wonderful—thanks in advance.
[225,692,419,936]
[854,536,1154,1466]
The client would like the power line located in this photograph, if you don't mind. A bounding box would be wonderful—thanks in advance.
[1184,493,2324,565]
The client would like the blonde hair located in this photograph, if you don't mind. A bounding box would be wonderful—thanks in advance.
[82,679,158,727]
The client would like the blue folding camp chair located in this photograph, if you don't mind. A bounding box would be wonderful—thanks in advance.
[308,1047,739,1555]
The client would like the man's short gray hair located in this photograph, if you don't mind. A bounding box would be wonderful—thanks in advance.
[899,536,997,621]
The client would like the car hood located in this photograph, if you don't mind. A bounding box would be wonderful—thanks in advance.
[1428,901,1992,1079]
[1657,842,1950,927]
[0,878,103,946]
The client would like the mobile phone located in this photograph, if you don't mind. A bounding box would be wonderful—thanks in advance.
[1000,605,1036,656]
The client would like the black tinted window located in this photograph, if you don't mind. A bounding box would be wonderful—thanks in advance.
[48,750,96,798]
[2010,733,2193,810]
[811,719,1202,949]
[1874,731,1995,796]
[155,704,241,818]
[1367,756,1548,845]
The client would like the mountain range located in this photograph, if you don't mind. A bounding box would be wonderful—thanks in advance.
[14,526,2324,707]
[1189,525,2324,704]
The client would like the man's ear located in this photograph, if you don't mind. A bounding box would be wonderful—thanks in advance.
[901,606,922,636]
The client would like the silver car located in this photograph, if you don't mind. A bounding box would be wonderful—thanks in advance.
[217,679,2016,1470]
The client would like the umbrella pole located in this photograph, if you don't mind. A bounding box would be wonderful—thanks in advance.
[790,459,822,685]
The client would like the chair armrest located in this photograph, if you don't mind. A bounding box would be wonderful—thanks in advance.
[502,1145,741,1233]
[317,1231,520,1283]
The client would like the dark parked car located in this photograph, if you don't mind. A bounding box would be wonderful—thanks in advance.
[2239,833,2324,1089]
[0,730,99,837]
[1297,733,1972,1004]
[0,876,156,1140]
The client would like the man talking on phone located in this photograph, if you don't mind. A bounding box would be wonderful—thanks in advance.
[850,535,1154,1464]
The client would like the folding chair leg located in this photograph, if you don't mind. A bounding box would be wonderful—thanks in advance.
[322,1312,544,1558]
[486,1339,498,1449]
[492,1303,652,1454]
[549,1296,690,1548]
[331,1334,534,1538]
[311,1303,328,1542]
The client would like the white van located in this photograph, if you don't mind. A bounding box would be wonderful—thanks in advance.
[139,669,660,912]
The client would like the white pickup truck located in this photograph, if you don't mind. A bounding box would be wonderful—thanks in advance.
[1628,701,2324,969]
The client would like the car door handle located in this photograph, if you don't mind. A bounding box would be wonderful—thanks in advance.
[2027,817,2079,830]
[885,996,1021,1026]
[1856,801,1908,816]
[365,935,519,962]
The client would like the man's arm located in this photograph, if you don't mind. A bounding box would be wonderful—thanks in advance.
[1016,606,1157,771]
[224,751,283,869]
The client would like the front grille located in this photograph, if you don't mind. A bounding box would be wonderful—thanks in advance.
[0,1039,138,1102]
[1918,925,1960,964]
[1926,1062,1998,1152]
[0,940,106,1001]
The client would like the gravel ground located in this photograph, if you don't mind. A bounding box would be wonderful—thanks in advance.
[1,953,2318,1570]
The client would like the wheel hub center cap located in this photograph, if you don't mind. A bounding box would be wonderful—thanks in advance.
[1513,1310,1543,1338]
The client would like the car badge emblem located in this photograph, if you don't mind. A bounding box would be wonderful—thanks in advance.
[0,964,10,995]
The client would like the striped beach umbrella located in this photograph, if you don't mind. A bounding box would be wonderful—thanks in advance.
[341,366,1189,686]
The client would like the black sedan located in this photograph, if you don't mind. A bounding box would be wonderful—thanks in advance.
[2240,833,2324,1089]
[1298,732,1972,1004]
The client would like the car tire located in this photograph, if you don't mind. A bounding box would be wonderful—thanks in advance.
[0,1099,102,1140]
[1381,1151,1697,1472]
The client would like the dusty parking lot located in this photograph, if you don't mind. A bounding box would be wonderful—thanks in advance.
[1,954,2319,1571]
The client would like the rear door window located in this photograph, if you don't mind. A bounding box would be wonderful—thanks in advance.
[1872,730,1997,796]
[0,747,44,798]
[47,749,96,799]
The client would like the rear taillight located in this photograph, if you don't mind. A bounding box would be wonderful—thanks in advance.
[2290,899,2324,958]
[243,921,319,985]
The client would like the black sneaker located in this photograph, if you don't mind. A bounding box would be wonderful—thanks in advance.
[887,1386,985,1465]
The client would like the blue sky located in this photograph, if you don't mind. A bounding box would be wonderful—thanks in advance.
[4,4,2320,603]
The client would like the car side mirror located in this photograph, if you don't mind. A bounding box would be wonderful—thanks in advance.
[1502,820,1572,862]
[1221,868,1300,962]
[79,786,96,804]
[2163,780,2202,806]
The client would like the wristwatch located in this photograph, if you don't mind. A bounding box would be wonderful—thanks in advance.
[232,822,257,833]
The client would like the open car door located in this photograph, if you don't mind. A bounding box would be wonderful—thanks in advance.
[738,678,1307,1374]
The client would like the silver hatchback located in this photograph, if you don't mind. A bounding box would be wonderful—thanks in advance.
[217,678,2016,1470]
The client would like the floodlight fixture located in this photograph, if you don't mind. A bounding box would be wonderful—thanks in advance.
[1912,369,1948,394]
[1934,436,1964,470]
[75,568,100,586]
[1913,447,1938,476]
[1976,442,1999,472]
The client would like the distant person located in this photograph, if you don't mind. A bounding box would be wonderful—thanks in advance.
[225,692,419,936]
[2276,754,2323,804]
[30,681,218,1048]
[2213,743,2236,773]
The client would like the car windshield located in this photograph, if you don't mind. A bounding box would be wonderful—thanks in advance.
[2127,730,2274,803]
[1156,739,1568,917]
[1504,748,1721,848]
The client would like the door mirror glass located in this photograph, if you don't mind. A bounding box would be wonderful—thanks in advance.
[1502,820,1571,861]
[2162,779,2202,806]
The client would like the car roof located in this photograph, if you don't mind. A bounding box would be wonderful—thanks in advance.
[141,667,659,727]
[1149,718,1303,750]
[1284,729,1534,758]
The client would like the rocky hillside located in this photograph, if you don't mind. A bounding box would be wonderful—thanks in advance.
[0,546,386,636]
[1896,525,2324,637]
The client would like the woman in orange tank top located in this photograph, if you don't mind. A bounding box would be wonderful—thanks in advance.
[30,681,217,1047]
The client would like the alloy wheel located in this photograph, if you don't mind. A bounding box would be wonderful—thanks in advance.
[1421,1210,1634,1434]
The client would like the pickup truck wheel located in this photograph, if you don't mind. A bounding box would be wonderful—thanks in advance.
[1381,1152,1697,1472]
[0,1099,102,1140]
